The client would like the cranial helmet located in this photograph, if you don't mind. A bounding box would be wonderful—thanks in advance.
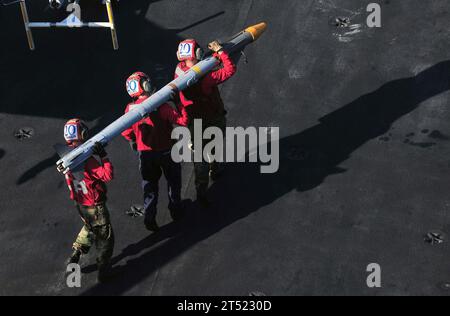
[177,39,204,62]
[126,72,153,98]
[64,118,88,146]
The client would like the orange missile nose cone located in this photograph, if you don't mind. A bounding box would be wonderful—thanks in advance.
[245,22,267,41]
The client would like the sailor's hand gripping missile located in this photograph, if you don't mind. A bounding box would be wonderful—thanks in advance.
[208,40,223,53]
[92,142,108,158]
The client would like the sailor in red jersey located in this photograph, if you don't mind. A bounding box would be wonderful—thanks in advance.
[63,118,115,283]
[122,72,188,231]
[174,39,237,206]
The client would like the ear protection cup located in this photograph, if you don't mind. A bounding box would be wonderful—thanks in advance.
[141,78,152,93]
[79,121,89,141]
[195,46,204,61]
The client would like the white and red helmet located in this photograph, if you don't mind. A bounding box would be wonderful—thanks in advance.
[177,39,204,61]
[64,118,88,146]
[126,72,153,98]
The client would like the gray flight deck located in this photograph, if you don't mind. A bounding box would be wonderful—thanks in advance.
[1,0,450,295]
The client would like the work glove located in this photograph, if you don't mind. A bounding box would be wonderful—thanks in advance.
[208,40,223,53]
[129,140,138,152]
[92,142,107,158]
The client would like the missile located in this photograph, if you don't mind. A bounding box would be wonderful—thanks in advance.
[56,22,267,174]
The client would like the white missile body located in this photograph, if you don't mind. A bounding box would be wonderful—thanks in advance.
[56,22,267,174]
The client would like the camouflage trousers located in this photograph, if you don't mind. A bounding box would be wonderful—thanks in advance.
[189,115,226,198]
[73,203,114,267]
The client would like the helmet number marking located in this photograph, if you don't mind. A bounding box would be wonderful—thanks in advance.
[126,79,140,95]
[178,42,194,59]
[64,124,79,141]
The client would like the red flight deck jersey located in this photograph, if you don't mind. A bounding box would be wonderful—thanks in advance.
[121,97,188,152]
[65,156,114,207]
[175,51,236,119]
